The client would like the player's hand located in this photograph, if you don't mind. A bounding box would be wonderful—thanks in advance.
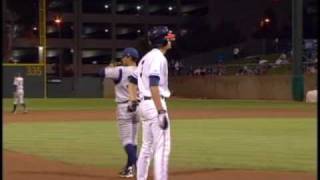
[127,100,138,112]
[157,109,168,130]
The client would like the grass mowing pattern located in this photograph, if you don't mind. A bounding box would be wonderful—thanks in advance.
[2,98,116,111]
[2,98,316,111]
[4,118,316,172]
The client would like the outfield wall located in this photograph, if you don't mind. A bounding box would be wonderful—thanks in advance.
[2,65,45,98]
[169,75,317,100]
[47,77,103,98]
[104,75,317,100]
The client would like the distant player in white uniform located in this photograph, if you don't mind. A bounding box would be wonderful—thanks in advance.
[100,48,140,178]
[128,26,176,180]
[12,73,27,114]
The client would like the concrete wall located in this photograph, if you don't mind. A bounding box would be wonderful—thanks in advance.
[104,75,317,100]
[169,75,317,100]
[47,77,103,98]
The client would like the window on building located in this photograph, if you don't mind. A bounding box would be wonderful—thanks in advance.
[116,24,145,40]
[82,49,112,64]
[116,0,144,15]
[181,0,208,16]
[11,48,38,63]
[115,48,125,61]
[82,0,112,14]
[48,0,74,13]
[46,48,74,77]
[149,0,178,16]
[82,23,112,39]
[47,21,74,38]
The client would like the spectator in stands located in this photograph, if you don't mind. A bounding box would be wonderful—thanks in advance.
[200,67,207,76]
[174,61,180,75]
[236,65,251,76]
[233,47,240,59]
[206,66,213,75]
[178,61,184,75]
[274,53,289,67]
[193,67,201,76]
[186,66,194,76]
[274,38,279,53]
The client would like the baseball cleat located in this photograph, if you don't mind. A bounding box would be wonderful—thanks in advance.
[119,166,135,178]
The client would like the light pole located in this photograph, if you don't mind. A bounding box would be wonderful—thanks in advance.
[54,16,63,77]
[39,0,47,98]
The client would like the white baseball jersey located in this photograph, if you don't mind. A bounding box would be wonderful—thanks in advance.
[104,66,136,103]
[133,48,171,98]
[13,77,24,92]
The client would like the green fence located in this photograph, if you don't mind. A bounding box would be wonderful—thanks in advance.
[3,64,103,98]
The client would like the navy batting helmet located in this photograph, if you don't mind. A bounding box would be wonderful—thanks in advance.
[148,26,176,47]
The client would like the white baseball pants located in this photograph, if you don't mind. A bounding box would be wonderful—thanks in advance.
[13,90,24,104]
[137,99,171,180]
[116,103,139,146]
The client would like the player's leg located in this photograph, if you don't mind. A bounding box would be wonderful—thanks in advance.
[137,120,154,180]
[20,92,27,113]
[117,104,138,177]
[12,92,18,113]
[131,112,140,165]
[152,115,171,180]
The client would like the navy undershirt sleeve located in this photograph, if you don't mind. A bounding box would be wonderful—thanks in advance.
[149,75,160,87]
[128,75,138,85]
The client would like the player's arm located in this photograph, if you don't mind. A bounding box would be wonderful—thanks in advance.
[128,68,139,101]
[150,76,164,111]
[99,66,121,81]
[128,79,138,101]
[148,58,164,111]
[127,72,139,112]
[150,76,168,130]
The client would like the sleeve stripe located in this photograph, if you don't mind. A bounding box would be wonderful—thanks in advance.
[113,68,123,84]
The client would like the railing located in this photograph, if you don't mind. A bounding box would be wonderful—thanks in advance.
[169,61,318,76]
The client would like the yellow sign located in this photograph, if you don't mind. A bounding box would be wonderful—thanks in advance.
[26,66,43,76]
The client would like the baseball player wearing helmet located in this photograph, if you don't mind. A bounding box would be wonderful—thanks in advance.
[11,73,27,114]
[100,48,140,178]
[128,26,176,180]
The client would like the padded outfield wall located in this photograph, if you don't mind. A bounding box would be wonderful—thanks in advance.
[104,75,317,100]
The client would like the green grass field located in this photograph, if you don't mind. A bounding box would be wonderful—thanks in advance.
[3,98,317,173]
[2,98,316,111]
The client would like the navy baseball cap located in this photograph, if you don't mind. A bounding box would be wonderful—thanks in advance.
[122,48,139,60]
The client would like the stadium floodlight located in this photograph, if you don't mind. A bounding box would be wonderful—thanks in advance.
[54,16,62,25]
[264,18,271,23]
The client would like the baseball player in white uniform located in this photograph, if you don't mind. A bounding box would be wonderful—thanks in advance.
[100,48,140,178]
[127,26,176,180]
[12,73,27,114]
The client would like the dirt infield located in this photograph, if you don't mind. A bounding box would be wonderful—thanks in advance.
[3,108,317,180]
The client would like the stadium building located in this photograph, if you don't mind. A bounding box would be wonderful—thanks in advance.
[4,0,209,78]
